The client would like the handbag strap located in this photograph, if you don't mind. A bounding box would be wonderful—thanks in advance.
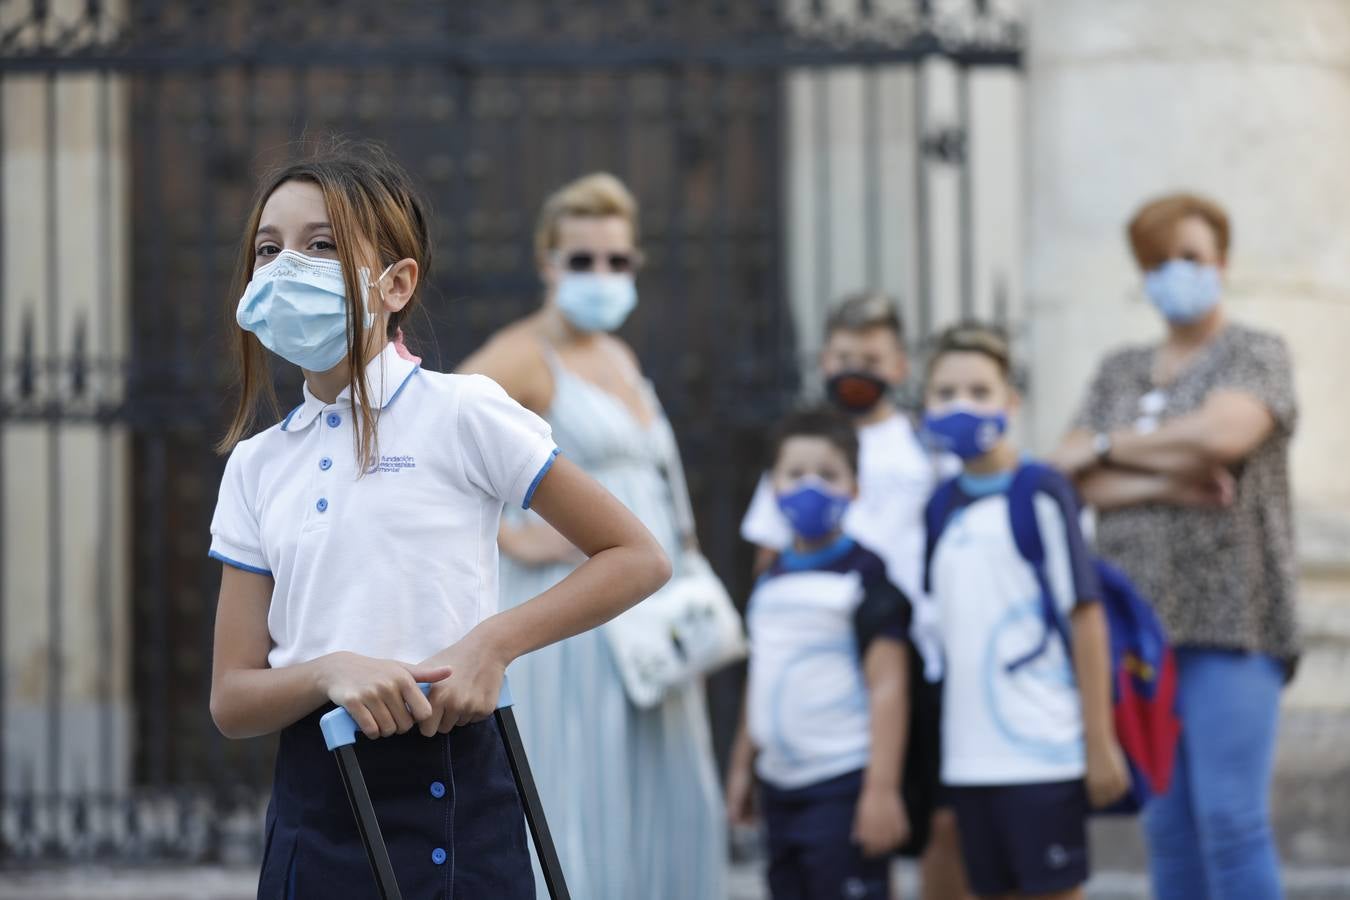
[594,338,698,546]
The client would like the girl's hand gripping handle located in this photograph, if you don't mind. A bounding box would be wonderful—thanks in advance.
[322,678,515,751]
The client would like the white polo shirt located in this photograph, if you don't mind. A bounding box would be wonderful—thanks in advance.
[209,342,559,669]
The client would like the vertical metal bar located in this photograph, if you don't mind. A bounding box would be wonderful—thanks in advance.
[863,64,881,291]
[146,434,168,793]
[766,66,791,403]
[812,69,831,335]
[139,71,170,804]
[912,63,931,340]
[43,70,64,845]
[334,745,402,900]
[618,72,648,362]
[663,65,686,407]
[957,64,974,319]
[94,68,114,846]
[712,63,732,554]
[495,708,570,900]
[196,65,225,820]
[451,66,476,349]
[0,55,8,853]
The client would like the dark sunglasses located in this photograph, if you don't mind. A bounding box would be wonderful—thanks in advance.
[559,250,641,274]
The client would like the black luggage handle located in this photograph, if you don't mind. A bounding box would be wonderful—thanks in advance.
[320,678,570,900]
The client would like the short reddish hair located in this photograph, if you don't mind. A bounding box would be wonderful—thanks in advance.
[1127,192,1231,271]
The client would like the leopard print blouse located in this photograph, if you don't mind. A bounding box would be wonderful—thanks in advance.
[1074,322,1300,664]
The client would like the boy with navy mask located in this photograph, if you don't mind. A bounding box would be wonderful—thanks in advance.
[922,323,1129,900]
[727,409,915,900]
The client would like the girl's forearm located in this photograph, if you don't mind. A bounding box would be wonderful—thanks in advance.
[211,655,333,740]
[476,543,671,663]
[1070,603,1115,750]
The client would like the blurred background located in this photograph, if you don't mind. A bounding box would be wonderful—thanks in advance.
[0,0,1347,895]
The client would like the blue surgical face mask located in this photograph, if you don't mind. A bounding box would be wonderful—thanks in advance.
[776,479,851,540]
[922,406,1009,460]
[236,250,389,372]
[1144,259,1222,324]
[556,273,638,332]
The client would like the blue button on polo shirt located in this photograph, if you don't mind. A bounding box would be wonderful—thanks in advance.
[316,498,328,513]
[326,412,341,428]
[319,456,332,471]
[431,847,447,865]
[429,781,446,799]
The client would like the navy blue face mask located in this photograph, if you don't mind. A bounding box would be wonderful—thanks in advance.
[776,480,851,540]
[922,408,1008,460]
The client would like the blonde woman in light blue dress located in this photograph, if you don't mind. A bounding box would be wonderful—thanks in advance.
[458,173,726,900]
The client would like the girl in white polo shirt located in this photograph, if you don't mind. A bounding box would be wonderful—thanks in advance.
[207,141,671,900]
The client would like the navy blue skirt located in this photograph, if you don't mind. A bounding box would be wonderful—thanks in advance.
[258,706,534,900]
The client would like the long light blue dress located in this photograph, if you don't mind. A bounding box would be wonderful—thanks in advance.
[498,351,727,900]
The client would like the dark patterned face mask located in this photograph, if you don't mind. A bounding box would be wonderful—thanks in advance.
[825,371,889,415]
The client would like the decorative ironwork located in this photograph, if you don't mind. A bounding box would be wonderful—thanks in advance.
[0,0,1023,863]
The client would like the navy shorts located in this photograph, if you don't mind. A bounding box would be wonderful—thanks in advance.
[258,706,532,900]
[759,770,891,900]
[947,780,1089,896]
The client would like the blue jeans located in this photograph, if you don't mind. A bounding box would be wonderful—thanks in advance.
[1143,648,1284,900]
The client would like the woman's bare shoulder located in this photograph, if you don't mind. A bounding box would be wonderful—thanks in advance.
[458,317,552,409]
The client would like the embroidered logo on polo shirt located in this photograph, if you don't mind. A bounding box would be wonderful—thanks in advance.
[367,454,417,474]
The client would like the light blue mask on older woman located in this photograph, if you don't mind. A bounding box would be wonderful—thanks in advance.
[1144,259,1222,325]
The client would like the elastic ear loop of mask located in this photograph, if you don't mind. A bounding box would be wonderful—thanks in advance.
[358,262,399,326]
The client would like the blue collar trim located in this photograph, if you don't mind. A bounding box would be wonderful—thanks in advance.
[779,535,855,572]
[958,468,1016,497]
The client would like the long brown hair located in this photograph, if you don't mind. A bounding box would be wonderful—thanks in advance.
[217,139,432,473]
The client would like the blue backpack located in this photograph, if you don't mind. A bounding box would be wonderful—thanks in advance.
[924,461,1180,813]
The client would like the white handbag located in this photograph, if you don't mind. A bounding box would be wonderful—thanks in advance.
[603,549,747,708]
[600,373,747,708]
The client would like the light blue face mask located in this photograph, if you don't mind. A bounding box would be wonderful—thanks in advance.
[1144,259,1222,325]
[555,273,638,332]
[236,250,389,372]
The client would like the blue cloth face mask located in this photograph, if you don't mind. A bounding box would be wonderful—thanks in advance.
[236,250,388,372]
[556,273,638,332]
[922,407,1009,460]
[776,479,851,540]
[1144,259,1222,324]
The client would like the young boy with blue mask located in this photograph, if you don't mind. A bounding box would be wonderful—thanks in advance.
[727,409,915,900]
[921,323,1130,900]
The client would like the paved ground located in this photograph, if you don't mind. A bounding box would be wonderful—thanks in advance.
[4,862,1350,899]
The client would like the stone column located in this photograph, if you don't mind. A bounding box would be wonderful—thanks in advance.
[1025,0,1350,865]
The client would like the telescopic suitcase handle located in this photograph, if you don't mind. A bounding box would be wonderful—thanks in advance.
[319,676,570,900]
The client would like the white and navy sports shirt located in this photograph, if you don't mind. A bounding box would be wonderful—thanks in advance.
[209,342,559,669]
[740,413,950,681]
[746,536,911,791]
[924,465,1100,786]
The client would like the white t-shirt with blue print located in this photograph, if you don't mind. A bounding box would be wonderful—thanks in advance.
[926,465,1099,786]
[746,537,911,791]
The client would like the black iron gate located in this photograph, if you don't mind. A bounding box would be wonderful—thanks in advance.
[0,0,1021,863]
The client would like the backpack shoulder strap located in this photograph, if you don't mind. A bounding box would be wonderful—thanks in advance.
[1004,462,1074,671]
[922,476,962,594]
[1007,461,1054,567]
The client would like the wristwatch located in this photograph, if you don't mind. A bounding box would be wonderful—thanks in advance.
[1092,431,1114,465]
